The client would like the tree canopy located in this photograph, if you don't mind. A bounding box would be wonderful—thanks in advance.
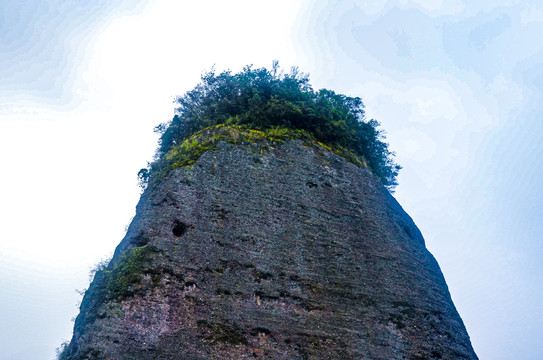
[154,62,400,188]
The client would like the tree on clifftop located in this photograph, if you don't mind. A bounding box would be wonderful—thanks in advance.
[154,61,401,188]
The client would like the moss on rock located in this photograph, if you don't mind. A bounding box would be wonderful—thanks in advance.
[147,124,364,186]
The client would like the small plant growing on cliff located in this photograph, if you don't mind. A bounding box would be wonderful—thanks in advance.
[56,340,69,360]
[151,61,400,188]
[89,256,112,282]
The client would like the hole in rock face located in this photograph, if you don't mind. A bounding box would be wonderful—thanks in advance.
[172,220,188,237]
[250,327,271,336]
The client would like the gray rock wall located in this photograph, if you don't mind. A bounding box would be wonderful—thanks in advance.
[67,139,477,359]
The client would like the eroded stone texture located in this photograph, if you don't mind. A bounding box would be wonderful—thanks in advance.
[66,140,477,359]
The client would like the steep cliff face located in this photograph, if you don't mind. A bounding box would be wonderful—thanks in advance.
[65,133,477,359]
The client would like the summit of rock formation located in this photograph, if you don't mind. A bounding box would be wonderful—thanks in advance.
[61,126,476,359]
[60,65,476,359]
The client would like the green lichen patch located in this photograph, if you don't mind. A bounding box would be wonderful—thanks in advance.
[145,124,365,187]
[74,246,160,331]
[313,141,364,167]
[104,245,157,300]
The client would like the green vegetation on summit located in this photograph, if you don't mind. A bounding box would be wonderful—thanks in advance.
[150,62,401,188]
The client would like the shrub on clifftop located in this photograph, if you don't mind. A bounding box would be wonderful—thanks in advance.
[154,62,401,188]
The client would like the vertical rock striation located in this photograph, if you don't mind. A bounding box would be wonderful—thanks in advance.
[65,135,477,359]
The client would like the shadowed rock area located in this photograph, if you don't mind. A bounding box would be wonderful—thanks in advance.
[64,136,477,359]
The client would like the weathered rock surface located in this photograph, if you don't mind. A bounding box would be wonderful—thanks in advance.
[66,138,477,359]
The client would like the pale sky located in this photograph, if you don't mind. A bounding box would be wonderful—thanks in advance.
[1,1,542,359]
